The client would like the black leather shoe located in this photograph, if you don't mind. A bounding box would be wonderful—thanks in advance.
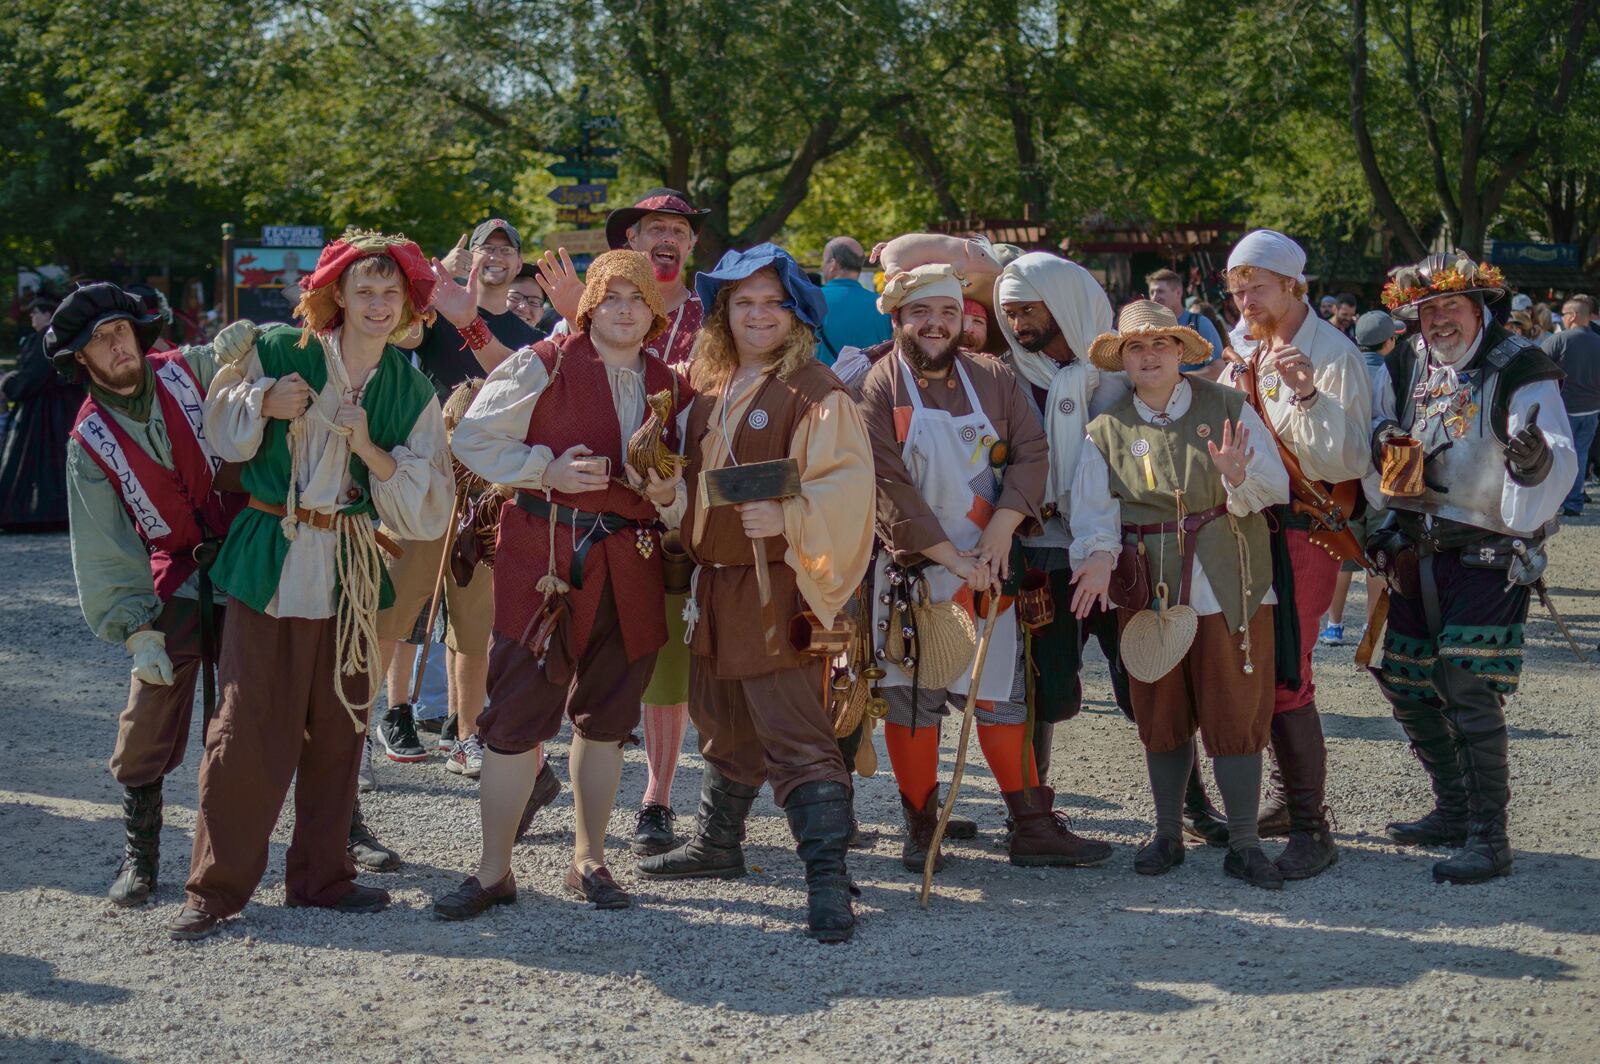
[1182,807,1231,848]
[1133,835,1186,876]
[1387,809,1469,848]
[290,883,390,914]
[433,872,516,920]
[516,763,562,840]
[168,906,224,941]
[630,803,677,857]
[1432,839,1512,884]
[565,865,631,909]
[1224,846,1285,890]
[348,801,402,873]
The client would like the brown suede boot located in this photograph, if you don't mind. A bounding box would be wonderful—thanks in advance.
[1256,749,1291,837]
[1271,704,1339,879]
[900,789,945,873]
[1002,786,1112,867]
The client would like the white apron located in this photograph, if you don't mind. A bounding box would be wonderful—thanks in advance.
[873,358,1019,701]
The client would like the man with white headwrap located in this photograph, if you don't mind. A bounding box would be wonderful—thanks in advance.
[860,264,1112,873]
[992,255,1146,776]
[1218,228,1372,880]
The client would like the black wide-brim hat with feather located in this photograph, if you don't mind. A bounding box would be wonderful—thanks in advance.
[44,283,164,374]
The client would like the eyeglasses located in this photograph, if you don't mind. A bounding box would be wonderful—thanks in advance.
[507,293,542,309]
[474,244,518,258]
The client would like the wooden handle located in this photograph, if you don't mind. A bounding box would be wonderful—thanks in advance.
[921,609,997,909]
[1354,584,1390,669]
[751,539,779,655]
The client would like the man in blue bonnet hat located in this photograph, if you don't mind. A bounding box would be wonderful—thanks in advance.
[638,243,876,944]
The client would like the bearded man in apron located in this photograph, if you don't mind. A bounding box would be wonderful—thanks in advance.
[858,264,1113,874]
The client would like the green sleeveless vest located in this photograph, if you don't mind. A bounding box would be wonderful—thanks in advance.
[210,325,437,612]
[1086,379,1272,634]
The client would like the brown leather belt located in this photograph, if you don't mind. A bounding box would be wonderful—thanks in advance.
[248,497,403,558]
[1129,503,1228,537]
[1121,503,1228,608]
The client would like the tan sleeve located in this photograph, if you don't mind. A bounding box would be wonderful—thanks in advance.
[781,390,877,629]
[858,358,947,562]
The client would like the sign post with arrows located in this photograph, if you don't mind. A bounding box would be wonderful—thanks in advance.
[543,91,620,272]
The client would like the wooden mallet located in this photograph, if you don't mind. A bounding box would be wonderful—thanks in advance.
[700,457,801,656]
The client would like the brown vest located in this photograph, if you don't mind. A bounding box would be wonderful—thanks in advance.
[684,361,844,679]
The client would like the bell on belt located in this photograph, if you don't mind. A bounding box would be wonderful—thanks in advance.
[876,618,889,633]
[879,592,893,605]
[900,656,915,669]
[901,625,916,641]
[888,570,904,586]
[875,647,887,660]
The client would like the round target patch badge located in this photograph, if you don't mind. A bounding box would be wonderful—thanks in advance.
[747,409,769,430]
[1059,398,1076,414]
[1196,423,1212,439]
[1130,439,1151,457]
[960,425,978,443]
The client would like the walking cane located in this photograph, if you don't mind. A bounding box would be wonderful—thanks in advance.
[920,593,999,909]
[410,489,467,705]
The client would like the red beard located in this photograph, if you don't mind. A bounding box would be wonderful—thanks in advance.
[653,261,680,283]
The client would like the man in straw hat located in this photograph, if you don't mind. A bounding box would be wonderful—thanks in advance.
[861,263,1112,874]
[1217,229,1373,879]
[533,188,711,857]
[1069,299,1290,888]
[1367,250,1573,884]
[637,243,874,943]
[435,250,689,918]
[171,230,454,940]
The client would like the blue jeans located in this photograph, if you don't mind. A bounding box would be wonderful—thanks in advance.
[1564,411,1599,512]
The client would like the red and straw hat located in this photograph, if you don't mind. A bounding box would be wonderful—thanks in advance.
[604,188,711,250]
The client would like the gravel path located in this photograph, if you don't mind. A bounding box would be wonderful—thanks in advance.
[2,526,1597,1063]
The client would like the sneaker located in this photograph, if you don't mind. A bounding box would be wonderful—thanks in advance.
[437,712,458,753]
[1560,506,1583,518]
[376,703,428,763]
[446,733,484,779]
[357,733,377,793]
[1319,622,1344,646]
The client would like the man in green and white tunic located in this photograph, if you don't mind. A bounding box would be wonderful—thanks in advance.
[169,231,453,941]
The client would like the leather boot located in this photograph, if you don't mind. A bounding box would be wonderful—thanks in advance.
[1431,667,1513,884]
[1032,719,1055,780]
[347,799,402,873]
[1385,696,1470,847]
[784,780,857,943]
[1182,750,1230,847]
[109,780,162,907]
[900,788,945,873]
[1271,704,1338,879]
[1256,749,1291,837]
[638,765,757,880]
[1003,785,1112,867]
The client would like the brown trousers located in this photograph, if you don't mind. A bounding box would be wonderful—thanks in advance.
[478,579,656,752]
[689,656,850,806]
[1121,605,1276,757]
[109,597,214,787]
[184,597,369,917]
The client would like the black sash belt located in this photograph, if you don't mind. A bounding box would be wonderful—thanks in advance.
[1267,505,1302,690]
[191,536,225,739]
[515,493,661,591]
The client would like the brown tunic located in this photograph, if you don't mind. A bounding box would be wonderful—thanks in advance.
[685,361,854,679]
[857,350,1049,564]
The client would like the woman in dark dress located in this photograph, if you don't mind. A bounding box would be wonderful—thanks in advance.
[0,296,84,530]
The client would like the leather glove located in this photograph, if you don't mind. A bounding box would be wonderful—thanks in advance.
[1505,402,1553,486]
[125,629,175,686]
[212,319,260,367]
[1371,418,1406,471]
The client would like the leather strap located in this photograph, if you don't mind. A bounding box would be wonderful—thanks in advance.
[1123,504,1226,608]
[246,497,402,558]
[514,493,661,591]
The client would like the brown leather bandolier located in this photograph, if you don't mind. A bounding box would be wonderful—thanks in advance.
[1232,352,1370,569]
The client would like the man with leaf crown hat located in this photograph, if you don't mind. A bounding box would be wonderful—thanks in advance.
[1367,250,1574,884]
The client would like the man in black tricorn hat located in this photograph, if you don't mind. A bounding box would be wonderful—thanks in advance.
[54,283,402,910]
[531,186,712,857]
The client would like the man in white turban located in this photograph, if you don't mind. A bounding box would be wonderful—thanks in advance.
[992,254,1135,786]
[1217,228,1373,882]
